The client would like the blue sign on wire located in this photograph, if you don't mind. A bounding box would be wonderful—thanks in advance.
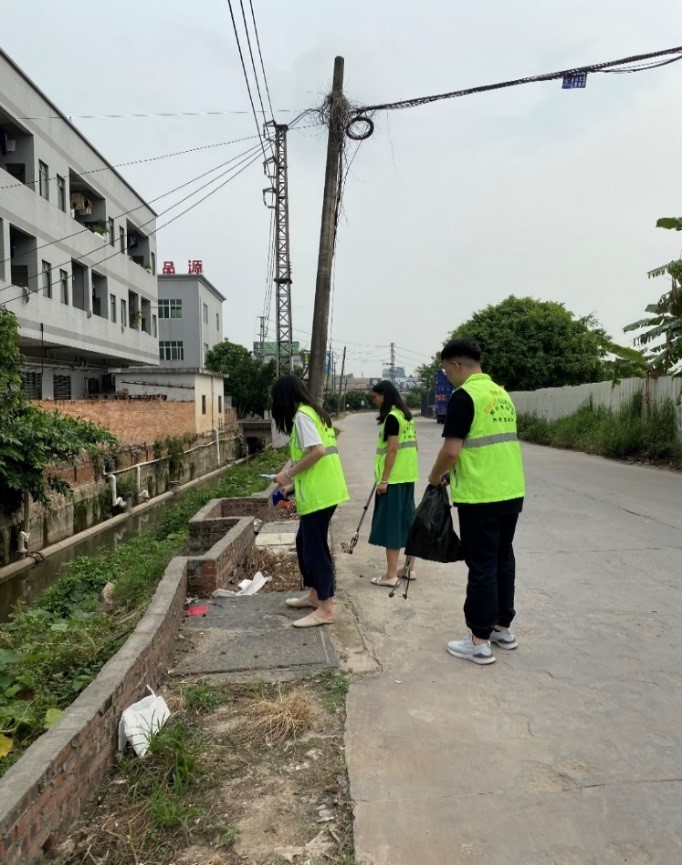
[562,73,587,89]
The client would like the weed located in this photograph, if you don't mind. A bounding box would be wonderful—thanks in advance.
[214,820,241,849]
[243,686,315,745]
[183,681,229,714]
[316,671,349,713]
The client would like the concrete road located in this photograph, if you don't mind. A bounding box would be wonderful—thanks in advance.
[333,412,682,865]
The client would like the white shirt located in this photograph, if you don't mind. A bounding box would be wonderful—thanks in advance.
[294,410,323,449]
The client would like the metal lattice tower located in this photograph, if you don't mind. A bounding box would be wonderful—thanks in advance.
[263,122,293,376]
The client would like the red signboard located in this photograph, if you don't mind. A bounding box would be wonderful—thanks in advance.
[188,259,203,274]
[162,261,176,274]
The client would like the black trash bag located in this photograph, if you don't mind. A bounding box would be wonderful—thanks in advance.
[405,484,463,563]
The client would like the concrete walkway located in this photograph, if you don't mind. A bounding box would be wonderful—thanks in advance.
[333,412,682,865]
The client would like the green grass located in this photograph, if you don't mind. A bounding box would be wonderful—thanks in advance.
[182,681,230,714]
[316,671,349,713]
[517,394,682,466]
[0,448,287,777]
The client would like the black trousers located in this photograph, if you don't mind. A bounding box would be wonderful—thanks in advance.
[457,507,519,640]
[295,505,337,601]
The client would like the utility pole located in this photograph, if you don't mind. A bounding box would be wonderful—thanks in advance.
[336,345,346,417]
[389,342,396,382]
[309,56,345,404]
[263,122,293,378]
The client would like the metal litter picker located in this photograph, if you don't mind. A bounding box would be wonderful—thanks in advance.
[341,483,377,553]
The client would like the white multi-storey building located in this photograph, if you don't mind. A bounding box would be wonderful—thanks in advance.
[157,269,225,369]
[0,48,158,400]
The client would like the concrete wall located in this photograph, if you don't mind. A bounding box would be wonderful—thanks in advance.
[0,50,158,368]
[510,376,682,432]
[0,431,245,565]
[157,274,224,369]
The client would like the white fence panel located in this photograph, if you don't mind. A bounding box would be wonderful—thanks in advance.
[510,377,682,432]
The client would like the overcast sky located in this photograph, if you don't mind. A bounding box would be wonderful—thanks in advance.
[3,1,682,377]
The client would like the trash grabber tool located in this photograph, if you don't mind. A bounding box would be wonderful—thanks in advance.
[389,556,414,599]
[341,483,377,554]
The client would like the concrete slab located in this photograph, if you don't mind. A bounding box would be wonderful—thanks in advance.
[173,593,337,678]
[333,413,682,865]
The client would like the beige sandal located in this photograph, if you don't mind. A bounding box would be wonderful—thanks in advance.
[370,575,400,588]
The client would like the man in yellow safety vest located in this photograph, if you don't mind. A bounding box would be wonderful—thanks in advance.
[427,338,525,665]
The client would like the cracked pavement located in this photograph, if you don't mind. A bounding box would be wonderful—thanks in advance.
[332,412,682,865]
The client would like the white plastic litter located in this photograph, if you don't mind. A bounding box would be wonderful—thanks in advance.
[212,588,238,597]
[118,687,170,757]
[237,570,270,595]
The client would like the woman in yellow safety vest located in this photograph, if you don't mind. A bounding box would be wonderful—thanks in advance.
[272,374,349,627]
[368,380,419,588]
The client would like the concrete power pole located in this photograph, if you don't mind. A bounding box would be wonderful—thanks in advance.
[336,345,346,417]
[309,56,345,405]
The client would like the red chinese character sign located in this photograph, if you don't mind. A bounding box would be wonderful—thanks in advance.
[162,261,176,274]
[188,259,203,275]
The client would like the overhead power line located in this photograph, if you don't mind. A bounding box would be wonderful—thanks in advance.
[225,0,270,158]
[1,142,262,271]
[2,145,262,303]
[353,45,682,116]
[238,0,271,125]
[248,0,275,120]
[17,109,294,121]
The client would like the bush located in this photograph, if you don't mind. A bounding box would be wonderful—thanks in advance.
[518,395,681,466]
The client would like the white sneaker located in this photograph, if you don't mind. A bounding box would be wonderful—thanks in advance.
[446,635,495,665]
[489,627,518,650]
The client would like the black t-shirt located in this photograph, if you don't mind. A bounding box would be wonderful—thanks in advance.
[442,389,523,515]
[382,413,400,441]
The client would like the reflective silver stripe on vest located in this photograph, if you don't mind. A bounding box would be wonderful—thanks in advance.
[375,441,417,455]
[325,446,339,455]
[462,432,518,449]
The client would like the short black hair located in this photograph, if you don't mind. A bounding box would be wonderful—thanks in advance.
[441,337,482,363]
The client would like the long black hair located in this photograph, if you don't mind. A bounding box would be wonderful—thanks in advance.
[371,380,412,424]
[271,374,332,434]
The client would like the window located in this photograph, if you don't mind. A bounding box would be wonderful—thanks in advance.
[38,161,49,200]
[152,314,157,338]
[150,251,156,274]
[53,374,72,400]
[110,295,117,322]
[59,269,69,304]
[108,218,115,246]
[216,312,219,331]
[120,299,127,326]
[159,341,184,361]
[21,371,42,400]
[203,303,208,324]
[201,394,207,415]
[218,395,222,413]
[42,261,52,298]
[203,343,209,364]
[57,175,66,212]
[119,226,125,253]
[158,298,182,319]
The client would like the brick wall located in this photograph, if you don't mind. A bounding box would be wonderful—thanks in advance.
[36,399,197,444]
[0,558,188,865]
[185,513,256,595]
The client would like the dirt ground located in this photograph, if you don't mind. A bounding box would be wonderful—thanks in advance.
[49,544,354,865]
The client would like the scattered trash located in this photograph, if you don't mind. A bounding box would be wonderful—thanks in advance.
[101,581,116,608]
[237,571,271,596]
[212,588,238,598]
[185,603,209,617]
[118,687,170,757]
[395,680,402,685]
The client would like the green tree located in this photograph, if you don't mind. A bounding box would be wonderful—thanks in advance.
[0,310,116,514]
[205,339,276,417]
[418,296,608,392]
[624,217,682,373]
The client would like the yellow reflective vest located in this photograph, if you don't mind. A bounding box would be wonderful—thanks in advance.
[374,407,419,484]
[290,405,349,515]
[449,374,525,504]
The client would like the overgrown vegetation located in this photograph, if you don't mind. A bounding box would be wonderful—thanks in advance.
[0,448,287,776]
[517,393,682,466]
[0,310,116,515]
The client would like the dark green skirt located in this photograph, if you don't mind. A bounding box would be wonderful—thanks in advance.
[368,482,416,550]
